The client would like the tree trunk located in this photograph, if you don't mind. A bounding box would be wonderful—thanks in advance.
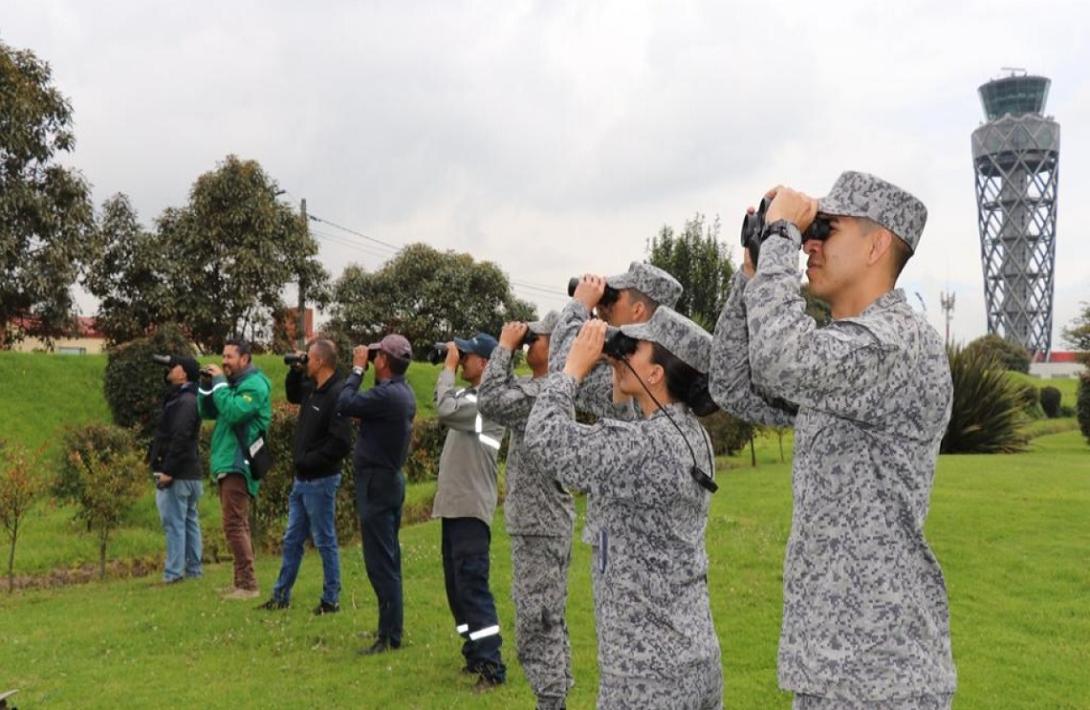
[778,431,785,463]
[99,536,108,580]
[749,435,757,468]
[7,531,16,593]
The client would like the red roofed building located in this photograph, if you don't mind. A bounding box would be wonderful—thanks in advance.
[1029,351,1087,378]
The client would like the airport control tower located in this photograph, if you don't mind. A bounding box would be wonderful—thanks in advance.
[971,70,1060,358]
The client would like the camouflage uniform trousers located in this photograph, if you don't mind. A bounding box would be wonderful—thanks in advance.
[510,533,575,709]
[597,661,723,710]
[793,694,954,710]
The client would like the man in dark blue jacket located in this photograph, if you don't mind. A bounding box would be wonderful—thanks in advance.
[260,339,354,614]
[337,333,417,654]
[149,355,203,584]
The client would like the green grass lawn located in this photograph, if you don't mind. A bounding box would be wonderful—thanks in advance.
[2,431,1088,708]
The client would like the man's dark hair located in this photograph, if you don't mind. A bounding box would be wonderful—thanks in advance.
[307,338,338,368]
[386,353,410,376]
[224,337,252,361]
[890,235,912,280]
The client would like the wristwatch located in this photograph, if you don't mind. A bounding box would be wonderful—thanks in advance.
[760,219,797,243]
[352,365,365,376]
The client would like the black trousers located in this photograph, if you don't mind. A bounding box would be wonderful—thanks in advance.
[359,471,405,645]
[441,517,505,679]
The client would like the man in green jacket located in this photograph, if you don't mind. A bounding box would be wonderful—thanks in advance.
[198,338,272,600]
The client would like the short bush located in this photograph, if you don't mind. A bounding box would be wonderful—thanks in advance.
[405,418,446,483]
[1078,373,1090,446]
[1040,386,1062,419]
[55,423,143,504]
[965,334,1031,374]
[103,324,195,442]
[1013,381,1044,420]
[941,344,1028,454]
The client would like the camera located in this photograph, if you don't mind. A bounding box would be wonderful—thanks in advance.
[283,352,308,366]
[567,277,620,308]
[151,354,173,366]
[602,330,639,361]
[428,343,464,365]
[740,197,832,265]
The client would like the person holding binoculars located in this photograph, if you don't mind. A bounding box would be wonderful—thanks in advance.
[336,334,417,655]
[711,172,956,709]
[523,309,722,709]
[259,338,353,615]
[431,332,508,689]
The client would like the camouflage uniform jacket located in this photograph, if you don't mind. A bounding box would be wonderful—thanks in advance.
[523,372,721,683]
[477,347,576,537]
[710,231,957,700]
[548,299,640,545]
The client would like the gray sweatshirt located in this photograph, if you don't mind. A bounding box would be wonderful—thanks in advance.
[710,228,957,701]
[430,369,506,526]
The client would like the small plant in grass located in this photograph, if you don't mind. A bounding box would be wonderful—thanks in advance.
[1040,386,1062,419]
[941,344,1028,454]
[65,448,146,579]
[0,440,44,592]
[1078,373,1090,446]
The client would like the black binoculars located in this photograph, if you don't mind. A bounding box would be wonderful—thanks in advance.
[283,352,308,366]
[567,277,620,307]
[740,197,832,265]
[428,343,464,365]
[602,330,639,360]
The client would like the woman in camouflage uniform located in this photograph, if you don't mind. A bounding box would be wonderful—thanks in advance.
[523,308,723,710]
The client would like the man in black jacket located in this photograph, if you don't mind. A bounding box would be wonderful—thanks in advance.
[337,333,417,654]
[150,355,203,584]
[259,339,354,614]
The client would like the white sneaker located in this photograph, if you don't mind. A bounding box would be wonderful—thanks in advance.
[222,587,261,600]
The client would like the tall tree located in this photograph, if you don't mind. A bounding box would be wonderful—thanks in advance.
[327,243,535,357]
[83,194,175,344]
[158,155,327,352]
[0,41,96,348]
[1063,302,1090,365]
[646,213,733,330]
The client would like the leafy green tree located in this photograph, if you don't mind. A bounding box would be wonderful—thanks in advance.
[156,155,328,352]
[1078,374,1090,446]
[327,243,535,356]
[647,213,733,330]
[0,41,96,348]
[1062,302,1090,365]
[0,440,43,592]
[84,194,177,344]
[65,447,145,579]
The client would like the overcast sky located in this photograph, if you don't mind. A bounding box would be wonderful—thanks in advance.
[5,0,1089,348]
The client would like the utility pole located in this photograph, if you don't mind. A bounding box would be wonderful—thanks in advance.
[297,198,308,351]
[940,290,956,346]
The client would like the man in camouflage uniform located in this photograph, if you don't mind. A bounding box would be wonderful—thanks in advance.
[478,311,575,710]
[710,171,957,708]
[524,309,722,709]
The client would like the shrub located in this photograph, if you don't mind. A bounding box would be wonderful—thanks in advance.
[0,440,44,592]
[405,418,446,483]
[1078,373,1090,446]
[103,324,196,442]
[941,344,1028,453]
[1040,386,1062,419]
[1013,381,1044,420]
[60,439,146,579]
[55,424,143,503]
[700,411,756,456]
[965,334,1031,374]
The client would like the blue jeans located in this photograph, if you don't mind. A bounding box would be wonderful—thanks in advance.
[156,479,204,582]
[272,474,341,605]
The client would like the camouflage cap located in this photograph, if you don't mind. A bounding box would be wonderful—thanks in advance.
[606,261,683,308]
[817,170,928,253]
[619,306,711,374]
[527,310,560,336]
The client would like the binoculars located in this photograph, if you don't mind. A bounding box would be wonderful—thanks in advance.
[283,352,308,366]
[740,197,832,265]
[602,330,639,360]
[428,343,462,365]
[567,277,620,307]
[151,354,173,366]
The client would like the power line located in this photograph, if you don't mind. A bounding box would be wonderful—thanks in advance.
[308,214,401,252]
